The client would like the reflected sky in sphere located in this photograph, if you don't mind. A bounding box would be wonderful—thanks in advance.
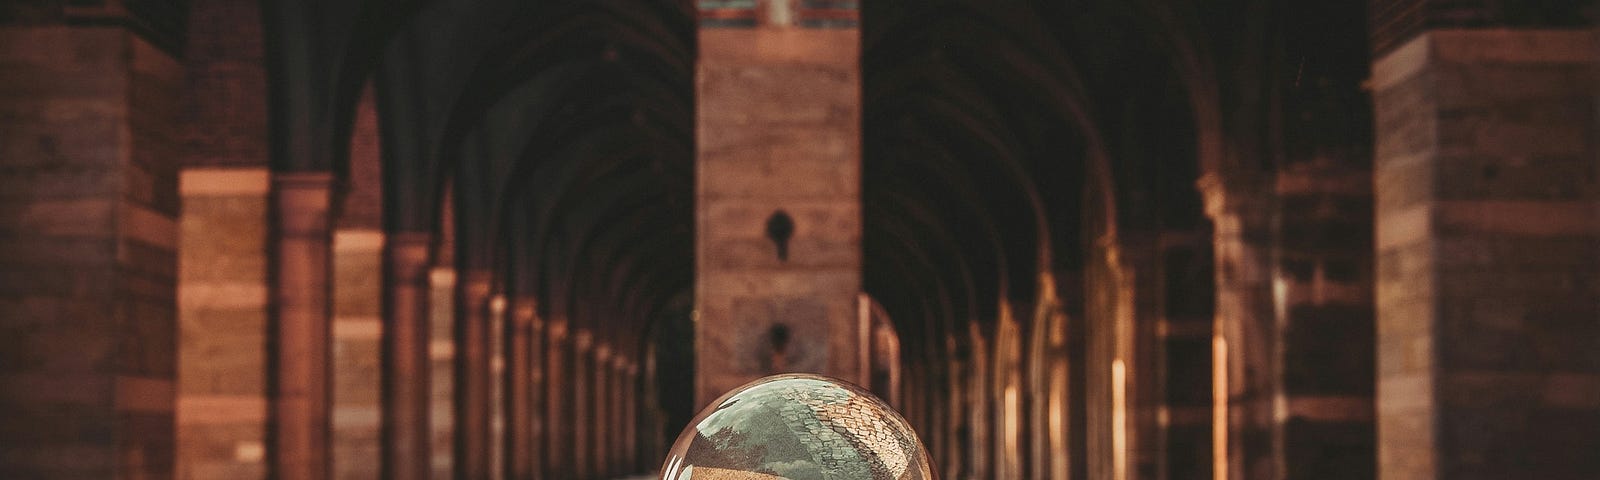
[661,374,935,480]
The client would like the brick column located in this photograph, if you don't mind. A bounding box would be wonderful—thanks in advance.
[272,172,336,480]
[592,345,612,478]
[1198,172,1280,480]
[572,330,593,479]
[965,325,992,479]
[1274,166,1375,479]
[527,311,546,477]
[632,360,645,472]
[178,169,272,479]
[944,355,966,479]
[331,229,384,480]
[610,355,629,475]
[504,296,537,479]
[427,266,456,478]
[0,27,182,479]
[1129,238,1165,480]
[992,301,1025,479]
[695,14,864,405]
[1372,29,1600,480]
[543,319,570,476]
[380,232,433,480]
[452,269,493,479]
[486,294,508,477]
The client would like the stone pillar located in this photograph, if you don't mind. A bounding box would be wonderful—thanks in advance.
[380,232,432,480]
[592,345,611,478]
[633,361,645,472]
[428,267,456,478]
[944,355,966,480]
[1372,29,1600,480]
[503,296,536,479]
[177,169,272,479]
[542,319,569,477]
[331,229,384,480]
[486,294,507,478]
[695,11,864,405]
[272,172,337,480]
[0,27,182,479]
[571,330,592,479]
[965,325,992,479]
[452,269,492,479]
[1273,166,1375,479]
[1106,235,1163,480]
[610,355,628,476]
[527,312,546,478]
[1098,236,1168,480]
[1197,172,1279,480]
[992,301,1025,479]
[0,23,183,480]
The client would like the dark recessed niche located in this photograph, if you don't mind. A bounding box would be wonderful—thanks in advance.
[766,210,794,262]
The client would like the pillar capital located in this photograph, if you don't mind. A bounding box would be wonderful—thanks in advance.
[273,170,337,188]
[574,329,593,352]
[1196,171,1274,221]
[385,231,433,283]
[458,269,493,297]
[488,295,508,316]
[512,296,538,324]
[273,172,336,237]
[547,318,568,341]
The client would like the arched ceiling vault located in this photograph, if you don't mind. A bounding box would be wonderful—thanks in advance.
[264,0,423,173]
[266,0,1279,363]
[862,0,1221,343]
[364,0,695,352]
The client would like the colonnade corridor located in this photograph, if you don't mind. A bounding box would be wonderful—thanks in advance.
[2,1,1599,480]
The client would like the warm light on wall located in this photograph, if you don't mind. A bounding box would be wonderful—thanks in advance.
[489,295,507,316]
[1112,359,1128,480]
[1050,363,1069,476]
[858,293,872,386]
[1005,386,1021,455]
[1213,334,1229,480]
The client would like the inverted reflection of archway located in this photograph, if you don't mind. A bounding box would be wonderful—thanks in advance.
[859,294,903,408]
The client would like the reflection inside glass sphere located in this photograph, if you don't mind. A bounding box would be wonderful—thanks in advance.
[661,374,936,480]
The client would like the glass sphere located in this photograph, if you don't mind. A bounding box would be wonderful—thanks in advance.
[661,374,936,480]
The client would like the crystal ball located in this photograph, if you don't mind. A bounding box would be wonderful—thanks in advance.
[661,374,936,480]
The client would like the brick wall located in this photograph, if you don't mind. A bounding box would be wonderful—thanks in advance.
[0,26,181,479]
[695,27,864,405]
[1373,29,1600,479]
[1370,0,1596,55]
[182,0,266,169]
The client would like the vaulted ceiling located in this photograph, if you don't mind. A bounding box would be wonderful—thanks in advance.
[258,0,1368,363]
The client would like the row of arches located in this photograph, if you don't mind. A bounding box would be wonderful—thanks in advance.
[239,0,1375,478]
